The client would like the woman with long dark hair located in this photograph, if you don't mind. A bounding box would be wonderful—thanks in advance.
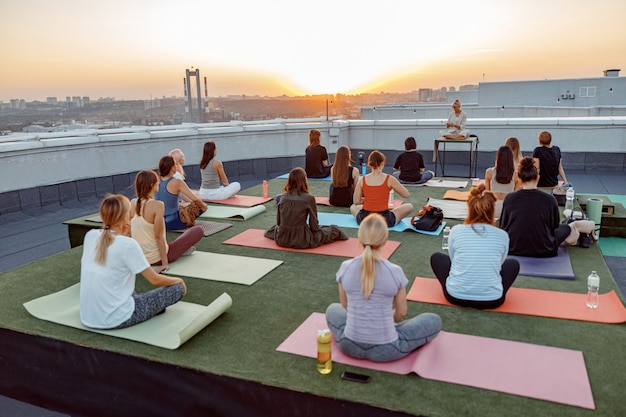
[198,141,241,200]
[485,145,520,219]
[329,145,359,207]
[265,167,347,248]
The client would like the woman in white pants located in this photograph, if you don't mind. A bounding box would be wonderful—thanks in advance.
[198,141,241,200]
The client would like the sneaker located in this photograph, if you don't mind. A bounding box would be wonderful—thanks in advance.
[182,246,196,256]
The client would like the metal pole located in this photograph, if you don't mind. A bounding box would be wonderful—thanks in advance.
[185,69,192,122]
[195,69,202,123]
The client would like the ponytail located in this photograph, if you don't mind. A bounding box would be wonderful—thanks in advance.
[357,213,388,300]
[95,194,130,265]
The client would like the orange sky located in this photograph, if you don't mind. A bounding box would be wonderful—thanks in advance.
[1,0,625,102]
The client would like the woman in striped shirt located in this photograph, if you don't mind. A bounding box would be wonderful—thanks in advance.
[429,184,520,309]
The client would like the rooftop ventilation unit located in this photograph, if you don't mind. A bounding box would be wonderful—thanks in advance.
[603,69,620,77]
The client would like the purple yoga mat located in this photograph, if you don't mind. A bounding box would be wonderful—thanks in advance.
[277,312,594,409]
[509,245,575,280]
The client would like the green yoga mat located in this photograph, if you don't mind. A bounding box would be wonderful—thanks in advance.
[23,284,232,350]
[163,251,283,285]
[199,204,266,221]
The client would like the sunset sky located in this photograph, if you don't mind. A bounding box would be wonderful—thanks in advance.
[1,0,626,102]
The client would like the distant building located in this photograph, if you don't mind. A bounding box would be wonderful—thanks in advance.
[47,97,58,105]
[10,99,26,110]
[478,69,625,107]
[144,98,161,110]
[361,69,626,119]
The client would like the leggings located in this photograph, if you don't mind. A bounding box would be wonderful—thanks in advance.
[166,225,203,263]
[430,252,520,309]
[113,284,184,329]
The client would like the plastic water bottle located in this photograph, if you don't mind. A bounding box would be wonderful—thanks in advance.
[262,180,268,198]
[565,187,575,212]
[442,226,451,250]
[316,329,332,374]
[388,190,394,208]
[586,271,600,309]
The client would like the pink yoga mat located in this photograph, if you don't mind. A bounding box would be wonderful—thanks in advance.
[223,228,401,259]
[314,196,404,208]
[277,312,595,409]
[407,277,626,324]
[192,191,273,207]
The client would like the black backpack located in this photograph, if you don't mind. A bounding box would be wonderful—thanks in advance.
[411,205,444,232]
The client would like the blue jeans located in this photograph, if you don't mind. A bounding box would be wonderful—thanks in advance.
[393,170,434,185]
[164,211,188,231]
[325,303,442,362]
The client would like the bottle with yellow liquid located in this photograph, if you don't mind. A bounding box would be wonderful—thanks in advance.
[316,329,332,374]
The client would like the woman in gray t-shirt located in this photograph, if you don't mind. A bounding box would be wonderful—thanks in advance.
[325,213,442,362]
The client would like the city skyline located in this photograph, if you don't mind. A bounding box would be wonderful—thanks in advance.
[2,0,626,102]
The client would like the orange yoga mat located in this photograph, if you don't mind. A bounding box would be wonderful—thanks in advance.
[192,191,273,207]
[442,190,470,201]
[223,228,401,259]
[407,277,626,324]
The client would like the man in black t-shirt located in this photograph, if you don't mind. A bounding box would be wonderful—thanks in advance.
[532,130,568,187]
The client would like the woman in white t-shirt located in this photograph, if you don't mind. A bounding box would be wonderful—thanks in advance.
[79,194,186,330]
[325,213,442,362]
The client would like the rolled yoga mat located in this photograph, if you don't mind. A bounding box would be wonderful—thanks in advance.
[585,198,603,238]
[23,284,232,350]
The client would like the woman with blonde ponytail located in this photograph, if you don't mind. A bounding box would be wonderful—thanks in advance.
[430,183,520,309]
[80,194,187,330]
[325,213,442,363]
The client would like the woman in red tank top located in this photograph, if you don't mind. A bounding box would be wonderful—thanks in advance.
[350,150,414,227]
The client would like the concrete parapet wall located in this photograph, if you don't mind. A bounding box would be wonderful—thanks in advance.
[1,117,625,213]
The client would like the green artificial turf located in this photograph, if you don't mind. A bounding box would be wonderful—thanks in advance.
[1,178,625,416]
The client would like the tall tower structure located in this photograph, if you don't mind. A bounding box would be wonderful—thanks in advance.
[184,68,204,123]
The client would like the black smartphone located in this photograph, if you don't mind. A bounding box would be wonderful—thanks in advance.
[340,371,371,383]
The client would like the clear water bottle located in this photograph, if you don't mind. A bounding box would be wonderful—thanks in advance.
[316,329,332,374]
[586,271,600,309]
[442,226,451,250]
[388,190,394,208]
[565,187,575,212]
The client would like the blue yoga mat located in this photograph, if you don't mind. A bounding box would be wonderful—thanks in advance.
[509,246,575,280]
[276,173,332,181]
[317,212,446,235]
